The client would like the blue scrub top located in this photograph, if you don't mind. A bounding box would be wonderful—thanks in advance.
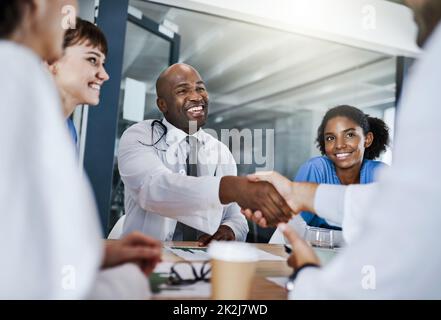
[295,156,385,230]
[66,118,78,146]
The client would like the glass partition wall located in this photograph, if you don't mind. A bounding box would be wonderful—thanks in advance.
[108,0,397,241]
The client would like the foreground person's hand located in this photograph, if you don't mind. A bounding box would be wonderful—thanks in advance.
[103,231,162,276]
[279,223,320,269]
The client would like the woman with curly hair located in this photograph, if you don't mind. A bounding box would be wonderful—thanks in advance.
[296,105,390,230]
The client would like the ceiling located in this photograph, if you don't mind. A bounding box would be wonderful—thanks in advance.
[125,0,396,128]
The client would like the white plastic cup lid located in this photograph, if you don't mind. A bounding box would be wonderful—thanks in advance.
[207,241,259,262]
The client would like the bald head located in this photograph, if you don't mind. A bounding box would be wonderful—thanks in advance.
[156,63,202,98]
[155,63,209,133]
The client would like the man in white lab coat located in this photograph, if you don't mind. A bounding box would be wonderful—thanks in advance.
[118,63,293,244]
[243,0,441,298]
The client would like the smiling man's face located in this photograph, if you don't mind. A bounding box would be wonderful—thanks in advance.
[156,64,209,133]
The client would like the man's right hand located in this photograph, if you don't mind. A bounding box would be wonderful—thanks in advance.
[219,176,293,227]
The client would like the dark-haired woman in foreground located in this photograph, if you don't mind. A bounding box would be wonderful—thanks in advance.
[297,105,390,229]
[0,0,159,299]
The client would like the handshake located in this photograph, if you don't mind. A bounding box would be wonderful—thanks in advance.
[219,172,318,227]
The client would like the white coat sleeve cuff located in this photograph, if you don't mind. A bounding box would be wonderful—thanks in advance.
[313,184,347,227]
[288,267,327,300]
[341,183,378,244]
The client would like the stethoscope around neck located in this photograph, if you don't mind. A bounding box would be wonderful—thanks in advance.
[138,118,216,175]
[137,119,205,151]
[137,119,168,152]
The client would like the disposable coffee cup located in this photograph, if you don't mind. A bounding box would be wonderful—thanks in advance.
[207,241,258,300]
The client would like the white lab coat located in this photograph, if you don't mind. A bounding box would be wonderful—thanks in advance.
[0,41,149,299]
[289,23,441,299]
[0,41,102,299]
[118,118,248,241]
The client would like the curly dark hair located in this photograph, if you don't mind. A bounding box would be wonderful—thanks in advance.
[0,0,34,38]
[316,105,390,160]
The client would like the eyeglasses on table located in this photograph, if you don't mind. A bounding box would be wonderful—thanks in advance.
[167,261,211,286]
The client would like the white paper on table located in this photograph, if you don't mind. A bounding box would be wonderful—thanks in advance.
[154,281,211,298]
[266,277,288,288]
[165,247,209,261]
[165,246,286,261]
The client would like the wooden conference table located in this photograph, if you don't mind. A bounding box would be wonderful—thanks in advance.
[152,241,338,300]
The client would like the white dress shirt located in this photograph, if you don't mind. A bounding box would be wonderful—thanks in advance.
[0,41,149,299]
[289,23,441,299]
[118,118,248,241]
